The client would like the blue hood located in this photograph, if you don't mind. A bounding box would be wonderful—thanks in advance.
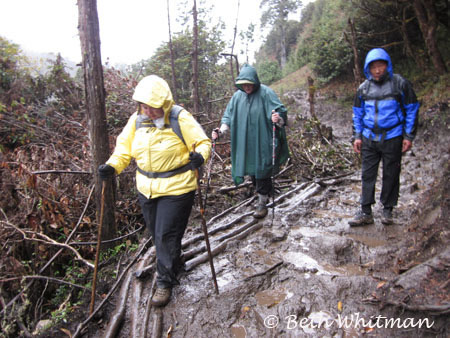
[363,48,393,80]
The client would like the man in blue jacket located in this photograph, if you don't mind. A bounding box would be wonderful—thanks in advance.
[349,48,419,226]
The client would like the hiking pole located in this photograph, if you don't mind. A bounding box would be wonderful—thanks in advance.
[271,121,276,226]
[192,143,219,294]
[90,179,106,314]
[203,138,216,208]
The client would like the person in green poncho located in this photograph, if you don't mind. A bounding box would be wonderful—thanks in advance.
[212,64,290,218]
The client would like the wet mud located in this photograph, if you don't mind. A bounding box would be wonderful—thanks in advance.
[97,91,449,337]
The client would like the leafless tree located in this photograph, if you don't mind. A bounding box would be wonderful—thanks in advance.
[167,0,178,101]
[192,0,200,118]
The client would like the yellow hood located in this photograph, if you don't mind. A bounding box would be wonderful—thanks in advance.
[132,75,174,120]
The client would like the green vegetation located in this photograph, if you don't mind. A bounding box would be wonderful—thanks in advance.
[256,60,282,84]
[137,20,231,115]
[256,0,449,88]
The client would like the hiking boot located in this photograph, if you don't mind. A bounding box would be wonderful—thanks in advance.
[151,287,171,307]
[381,208,394,225]
[348,211,374,227]
[253,194,269,219]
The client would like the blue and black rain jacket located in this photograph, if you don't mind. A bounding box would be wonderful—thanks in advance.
[352,48,419,142]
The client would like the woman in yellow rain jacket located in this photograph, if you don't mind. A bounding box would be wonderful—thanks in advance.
[98,75,211,306]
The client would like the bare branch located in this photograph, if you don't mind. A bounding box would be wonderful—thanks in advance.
[0,275,90,291]
[3,220,94,269]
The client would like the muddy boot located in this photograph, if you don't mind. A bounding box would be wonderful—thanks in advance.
[348,210,373,227]
[253,194,269,219]
[381,208,393,225]
[151,287,171,307]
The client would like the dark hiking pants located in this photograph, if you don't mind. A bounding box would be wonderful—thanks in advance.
[250,176,272,196]
[360,136,403,213]
[138,190,195,288]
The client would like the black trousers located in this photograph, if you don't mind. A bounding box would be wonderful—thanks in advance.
[138,190,195,288]
[360,136,403,212]
[250,176,272,196]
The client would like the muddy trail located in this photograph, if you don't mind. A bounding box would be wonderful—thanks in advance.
[75,90,449,338]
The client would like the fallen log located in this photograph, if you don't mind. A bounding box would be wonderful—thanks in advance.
[185,221,262,272]
[142,273,157,338]
[277,183,321,211]
[207,196,256,225]
[130,274,144,337]
[218,181,253,193]
[217,165,293,194]
[72,238,153,338]
[150,308,163,338]
[213,218,259,243]
[136,213,256,279]
[130,247,157,338]
[180,217,259,265]
[136,211,255,279]
[134,260,155,279]
[101,273,133,338]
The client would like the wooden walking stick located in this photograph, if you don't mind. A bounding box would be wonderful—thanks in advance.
[89,180,106,314]
[192,143,219,294]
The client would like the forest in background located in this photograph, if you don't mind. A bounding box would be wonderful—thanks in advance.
[0,0,449,336]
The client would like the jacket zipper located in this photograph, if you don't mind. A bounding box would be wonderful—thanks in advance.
[374,100,379,141]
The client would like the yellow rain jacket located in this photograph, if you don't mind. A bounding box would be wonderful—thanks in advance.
[106,75,211,199]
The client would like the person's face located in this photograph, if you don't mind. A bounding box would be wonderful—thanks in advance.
[242,83,254,94]
[369,60,387,81]
[141,104,164,119]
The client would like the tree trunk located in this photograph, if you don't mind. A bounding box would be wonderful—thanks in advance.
[400,5,426,71]
[78,0,116,242]
[167,0,178,102]
[192,0,200,119]
[307,76,323,141]
[413,0,447,73]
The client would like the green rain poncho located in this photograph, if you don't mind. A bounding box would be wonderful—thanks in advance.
[221,64,290,185]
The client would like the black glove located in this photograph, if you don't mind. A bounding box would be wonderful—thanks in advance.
[189,152,204,170]
[98,164,115,180]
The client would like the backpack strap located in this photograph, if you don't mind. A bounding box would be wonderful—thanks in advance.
[360,77,406,143]
[135,105,186,145]
[135,105,190,179]
[360,77,405,113]
[168,105,185,145]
